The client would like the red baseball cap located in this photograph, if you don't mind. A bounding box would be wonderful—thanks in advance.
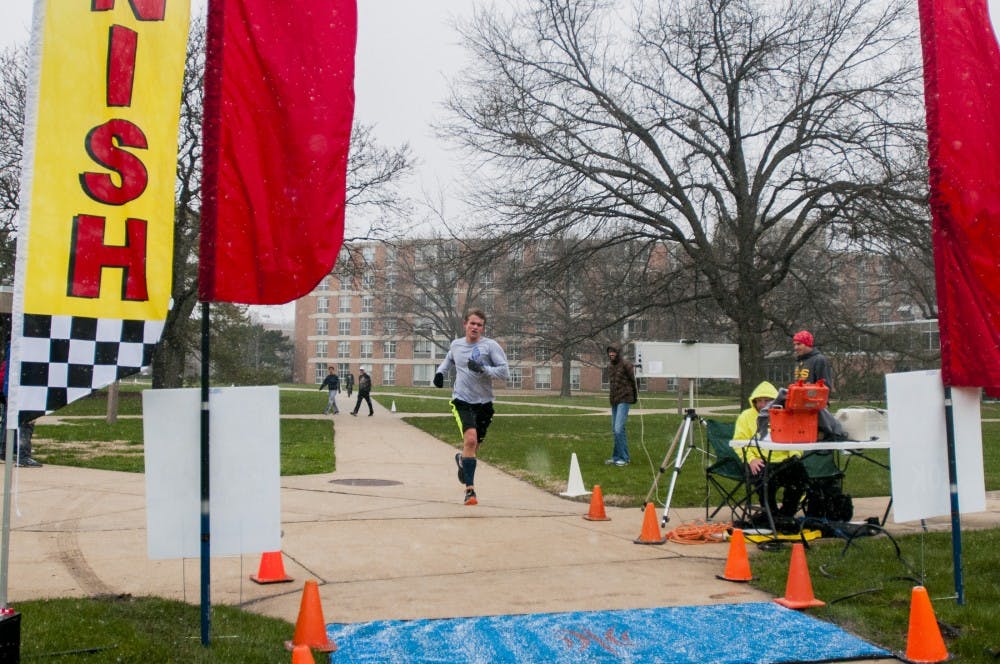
[793,330,814,347]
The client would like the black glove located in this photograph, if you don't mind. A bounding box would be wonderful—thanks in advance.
[467,359,485,373]
[433,372,444,388]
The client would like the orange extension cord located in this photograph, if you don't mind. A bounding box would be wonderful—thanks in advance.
[664,520,731,544]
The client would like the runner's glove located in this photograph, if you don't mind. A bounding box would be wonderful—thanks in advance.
[433,372,444,388]
[467,359,485,373]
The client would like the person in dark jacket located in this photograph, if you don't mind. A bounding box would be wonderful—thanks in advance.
[344,371,355,398]
[792,330,833,389]
[351,368,374,416]
[319,365,341,415]
[605,343,638,466]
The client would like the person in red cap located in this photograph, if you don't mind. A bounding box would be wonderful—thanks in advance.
[792,330,832,388]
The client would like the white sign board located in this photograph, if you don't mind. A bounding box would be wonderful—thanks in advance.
[885,370,986,523]
[631,341,740,379]
[143,386,282,558]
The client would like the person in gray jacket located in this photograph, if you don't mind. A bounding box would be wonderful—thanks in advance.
[433,308,509,506]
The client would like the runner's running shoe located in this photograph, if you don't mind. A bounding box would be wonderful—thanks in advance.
[464,489,477,506]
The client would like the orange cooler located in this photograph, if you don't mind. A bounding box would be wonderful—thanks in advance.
[769,408,819,443]
[784,380,829,411]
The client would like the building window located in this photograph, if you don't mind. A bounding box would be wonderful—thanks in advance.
[571,367,580,391]
[626,319,649,338]
[361,295,375,313]
[507,341,521,361]
[316,319,328,336]
[383,364,396,386]
[413,364,438,386]
[338,319,351,336]
[338,362,350,377]
[383,340,396,358]
[362,273,376,290]
[314,363,327,383]
[534,367,551,390]
[339,295,352,313]
[386,272,397,289]
[416,245,436,266]
[383,319,397,336]
[318,276,331,291]
[508,366,522,389]
[414,340,433,359]
[317,296,329,314]
[360,341,373,358]
[316,341,328,358]
[534,346,549,362]
[338,341,350,358]
[360,318,374,336]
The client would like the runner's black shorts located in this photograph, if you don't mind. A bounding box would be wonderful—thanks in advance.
[450,399,495,443]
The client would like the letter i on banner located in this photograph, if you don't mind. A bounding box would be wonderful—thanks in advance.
[7,0,190,426]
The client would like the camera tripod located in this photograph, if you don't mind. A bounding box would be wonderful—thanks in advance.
[643,408,703,526]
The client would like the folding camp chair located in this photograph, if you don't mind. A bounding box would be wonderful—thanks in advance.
[799,449,851,523]
[703,419,755,523]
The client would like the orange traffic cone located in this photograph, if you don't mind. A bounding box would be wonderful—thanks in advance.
[583,485,611,521]
[251,551,294,584]
[291,644,316,664]
[904,586,949,663]
[634,503,666,544]
[716,528,752,582]
[774,542,824,608]
[284,580,338,653]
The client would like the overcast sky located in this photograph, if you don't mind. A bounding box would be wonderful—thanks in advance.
[1,0,478,323]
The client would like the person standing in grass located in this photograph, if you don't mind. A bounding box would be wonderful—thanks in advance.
[605,343,638,467]
[433,308,509,506]
[319,365,341,415]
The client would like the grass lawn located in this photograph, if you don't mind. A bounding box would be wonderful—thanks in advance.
[750,529,1000,660]
[14,596,294,663]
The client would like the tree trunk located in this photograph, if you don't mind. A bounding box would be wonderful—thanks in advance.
[105,381,119,424]
[559,355,572,397]
[735,310,767,405]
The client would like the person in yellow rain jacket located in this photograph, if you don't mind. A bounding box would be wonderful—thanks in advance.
[734,380,807,519]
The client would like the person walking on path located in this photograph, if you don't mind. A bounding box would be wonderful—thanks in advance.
[319,365,341,415]
[605,343,638,467]
[351,368,374,416]
[344,371,355,398]
[792,330,833,390]
[433,308,509,506]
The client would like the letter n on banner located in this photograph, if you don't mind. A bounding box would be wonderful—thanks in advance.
[6,0,190,426]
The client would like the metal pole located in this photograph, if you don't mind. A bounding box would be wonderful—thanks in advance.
[1,430,15,607]
[942,385,964,604]
[200,301,211,644]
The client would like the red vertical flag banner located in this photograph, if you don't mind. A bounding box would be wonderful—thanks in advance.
[8,0,190,426]
[199,0,357,305]
[919,0,1000,390]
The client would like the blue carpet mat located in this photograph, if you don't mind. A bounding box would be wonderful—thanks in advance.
[326,602,891,663]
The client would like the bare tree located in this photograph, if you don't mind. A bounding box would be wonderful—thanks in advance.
[378,238,497,353]
[442,0,925,397]
[0,45,28,285]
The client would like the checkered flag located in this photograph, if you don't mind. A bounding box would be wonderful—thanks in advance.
[12,313,162,425]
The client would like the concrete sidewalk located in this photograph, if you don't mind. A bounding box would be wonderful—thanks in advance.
[5,398,999,631]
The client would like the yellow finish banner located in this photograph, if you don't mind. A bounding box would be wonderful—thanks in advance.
[23,0,189,321]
